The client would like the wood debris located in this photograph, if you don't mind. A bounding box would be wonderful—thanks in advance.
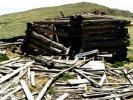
[0,14,132,100]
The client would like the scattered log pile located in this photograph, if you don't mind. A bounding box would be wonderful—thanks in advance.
[0,13,132,99]
[21,13,131,61]
[0,52,133,99]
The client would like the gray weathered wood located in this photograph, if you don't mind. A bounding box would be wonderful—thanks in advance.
[0,69,27,94]
[20,79,35,100]
[36,60,87,100]
[0,61,34,84]
[123,69,133,85]
[56,93,69,100]
[36,77,54,100]
[0,86,21,100]
[99,73,106,86]
[73,69,101,87]
[31,71,36,86]
[0,57,20,65]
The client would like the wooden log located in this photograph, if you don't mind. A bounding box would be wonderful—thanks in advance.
[36,77,54,100]
[83,19,130,26]
[83,34,120,41]
[27,43,52,55]
[18,92,38,100]
[83,25,118,29]
[33,20,83,26]
[0,86,21,100]
[82,92,111,98]
[31,68,61,73]
[99,73,106,86]
[102,83,132,85]
[30,31,65,50]
[10,94,18,100]
[32,19,130,26]
[73,69,101,87]
[123,69,133,85]
[79,14,113,20]
[83,39,129,48]
[75,49,99,58]
[31,71,36,86]
[76,67,124,71]
[127,67,133,74]
[0,50,6,54]
[45,94,52,100]
[33,55,79,65]
[56,93,69,100]
[28,66,31,81]
[29,38,62,54]
[0,57,20,65]
[20,79,35,100]
[0,69,27,94]
[89,92,133,100]
[0,42,22,47]
[68,79,89,85]
[0,61,34,84]
[36,60,88,100]
[54,89,85,93]
[55,82,132,86]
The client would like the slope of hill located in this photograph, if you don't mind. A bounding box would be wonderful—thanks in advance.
[0,2,133,39]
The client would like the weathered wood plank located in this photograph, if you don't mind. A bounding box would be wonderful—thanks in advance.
[56,93,69,100]
[73,69,101,87]
[0,86,21,100]
[123,69,133,85]
[20,79,35,100]
[0,57,20,65]
[0,61,34,84]
[31,71,36,86]
[99,73,106,86]
[36,60,88,100]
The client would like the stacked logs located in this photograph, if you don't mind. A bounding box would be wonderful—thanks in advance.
[21,13,131,61]
[21,22,70,55]
[56,14,131,61]
[80,15,130,61]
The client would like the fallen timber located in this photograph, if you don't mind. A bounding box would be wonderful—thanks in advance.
[0,54,133,99]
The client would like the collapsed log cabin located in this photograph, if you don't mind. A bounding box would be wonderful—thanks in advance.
[21,14,131,61]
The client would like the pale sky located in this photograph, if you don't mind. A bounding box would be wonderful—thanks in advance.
[0,0,133,15]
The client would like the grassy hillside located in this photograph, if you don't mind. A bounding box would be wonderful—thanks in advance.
[0,2,133,40]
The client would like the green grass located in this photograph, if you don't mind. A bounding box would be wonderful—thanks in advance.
[0,54,9,62]
[0,2,133,39]
[47,87,55,95]
[112,62,124,68]
[60,73,74,81]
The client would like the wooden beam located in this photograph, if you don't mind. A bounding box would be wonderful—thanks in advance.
[56,93,69,100]
[0,86,21,100]
[0,61,34,84]
[20,79,35,100]
[73,69,101,87]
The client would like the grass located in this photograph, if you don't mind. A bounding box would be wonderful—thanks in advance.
[60,73,74,81]
[0,2,133,39]
[129,56,133,62]
[47,87,55,95]
[0,54,9,62]
[128,48,133,62]
[112,61,124,68]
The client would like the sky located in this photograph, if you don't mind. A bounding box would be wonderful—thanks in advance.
[0,0,133,15]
